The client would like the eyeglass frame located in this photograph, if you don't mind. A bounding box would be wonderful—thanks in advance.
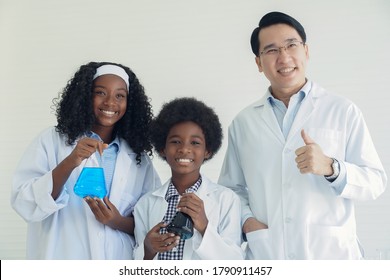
[259,40,305,57]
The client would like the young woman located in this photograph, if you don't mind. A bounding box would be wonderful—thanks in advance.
[11,62,161,259]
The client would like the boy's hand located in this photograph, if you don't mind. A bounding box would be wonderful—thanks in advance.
[177,193,208,236]
[144,222,180,259]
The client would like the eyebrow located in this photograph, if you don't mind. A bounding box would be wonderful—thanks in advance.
[167,134,204,140]
[93,85,127,92]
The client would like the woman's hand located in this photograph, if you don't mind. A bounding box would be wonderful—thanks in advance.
[68,137,108,167]
[51,137,108,199]
[84,196,134,235]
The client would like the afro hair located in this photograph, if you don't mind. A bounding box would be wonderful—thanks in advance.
[151,97,223,161]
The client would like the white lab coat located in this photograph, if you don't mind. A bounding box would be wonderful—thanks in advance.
[219,82,387,260]
[133,176,244,260]
[11,127,161,259]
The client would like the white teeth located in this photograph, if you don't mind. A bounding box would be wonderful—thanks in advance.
[176,158,193,163]
[101,110,116,116]
[279,67,295,73]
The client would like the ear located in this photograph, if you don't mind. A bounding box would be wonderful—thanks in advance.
[255,56,263,73]
[204,150,212,160]
[304,43,310,60]
[159,149,166,159]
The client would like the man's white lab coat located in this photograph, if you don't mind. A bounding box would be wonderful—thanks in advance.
[219,82,387,259]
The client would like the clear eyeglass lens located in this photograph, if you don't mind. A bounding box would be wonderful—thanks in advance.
[262,41,302,56]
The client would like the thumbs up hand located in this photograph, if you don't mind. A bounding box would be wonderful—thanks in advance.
[295,129,334,175]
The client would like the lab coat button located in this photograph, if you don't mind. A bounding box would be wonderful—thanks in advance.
[285,217,292,223]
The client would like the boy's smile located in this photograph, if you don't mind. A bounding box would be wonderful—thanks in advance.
[176,158,194,164]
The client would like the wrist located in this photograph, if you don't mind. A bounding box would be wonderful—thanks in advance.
[143,244,157,260]
[325,158,340,181]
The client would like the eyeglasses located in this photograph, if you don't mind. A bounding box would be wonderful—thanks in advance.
[259,41,305,57]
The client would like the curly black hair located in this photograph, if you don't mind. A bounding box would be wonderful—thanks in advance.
[52,61,153,164]
[151,97,223,161]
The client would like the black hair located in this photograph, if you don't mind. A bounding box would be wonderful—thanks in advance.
[151,97,222,161]
[250,11,307,56]
[52,61,153,164]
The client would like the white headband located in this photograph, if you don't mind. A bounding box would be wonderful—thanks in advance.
[93,64,129,92]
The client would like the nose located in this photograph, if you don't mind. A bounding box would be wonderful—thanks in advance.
[276,46,291,61]
[178,143,191,153]
[103,93,116,105]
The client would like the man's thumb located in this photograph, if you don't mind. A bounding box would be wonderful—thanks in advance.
[301,129,315,145]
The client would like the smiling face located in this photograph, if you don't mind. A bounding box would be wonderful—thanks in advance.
[161,121,211,185]
[255,23,309,100]
[91,74,128,140]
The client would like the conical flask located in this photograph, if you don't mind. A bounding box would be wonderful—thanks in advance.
[166,211,194,240]
[74,151,107,199]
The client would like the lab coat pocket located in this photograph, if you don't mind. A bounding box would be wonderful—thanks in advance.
[306,128,342,156]
[307,224,361,259]
[246,229,273,259]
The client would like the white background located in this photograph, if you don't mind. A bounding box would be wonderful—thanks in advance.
[0,0,389,260]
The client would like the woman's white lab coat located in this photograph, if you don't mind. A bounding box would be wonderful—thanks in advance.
[219,82,387,260]
[11,127,161,259]
[133,176,244,260]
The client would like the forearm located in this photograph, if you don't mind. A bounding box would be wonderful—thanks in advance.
[12,172,65,222]
[243,217,268,233]
[108,215,135,235]
[338,161,387,200]
[51,157,78,200]
[143,246,157,260]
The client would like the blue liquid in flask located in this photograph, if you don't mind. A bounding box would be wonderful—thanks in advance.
[74,167,107,198]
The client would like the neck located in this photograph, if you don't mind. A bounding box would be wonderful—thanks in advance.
[271,79,307,107]
[91,126,114,144]
[171,173,200,194]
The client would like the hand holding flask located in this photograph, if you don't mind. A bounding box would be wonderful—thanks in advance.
[166,211,194,240]
[74,151,107,199]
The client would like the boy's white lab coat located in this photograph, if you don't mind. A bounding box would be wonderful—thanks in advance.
[133,176,244,260]
[11,127,161,259]
[219,82,387,259]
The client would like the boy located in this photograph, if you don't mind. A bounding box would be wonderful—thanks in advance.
[133,97,243,260]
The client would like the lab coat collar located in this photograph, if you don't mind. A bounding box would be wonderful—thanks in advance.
[152,175,217,198]
[251,81,326,143]
[252,80,326,108]
[286,82,327,140]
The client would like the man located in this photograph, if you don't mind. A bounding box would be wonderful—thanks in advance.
[218,11,387,259]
